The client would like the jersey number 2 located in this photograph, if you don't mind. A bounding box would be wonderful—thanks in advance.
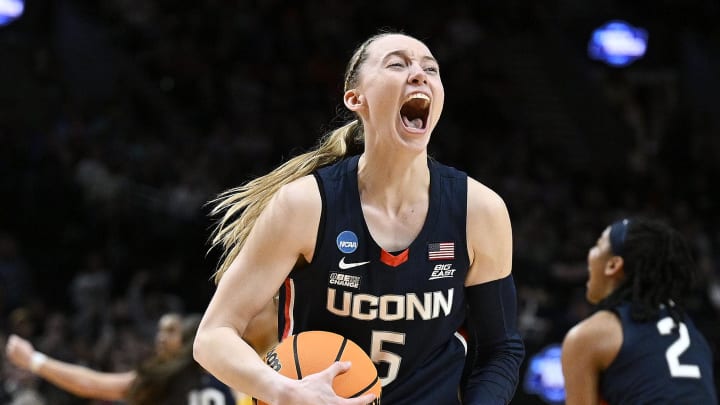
[656,317,701,378]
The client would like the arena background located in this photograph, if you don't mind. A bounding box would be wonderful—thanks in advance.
[1,1,719,404]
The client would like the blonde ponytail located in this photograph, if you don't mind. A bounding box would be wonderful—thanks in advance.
[209,31,398,283]
[209,120,363,283]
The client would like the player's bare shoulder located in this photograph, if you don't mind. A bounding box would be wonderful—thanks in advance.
[564,310,619,343]
[466,176,511,246]
[264,175,322,257]
[466,177,508,219]
[562,310,622,368]
[465,177,512,283]
[274,175,321,212]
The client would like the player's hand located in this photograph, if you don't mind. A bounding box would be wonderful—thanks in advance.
[275,361,376,405]
[5,334,36,371]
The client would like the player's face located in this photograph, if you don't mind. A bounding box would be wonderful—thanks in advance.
[351,34,444,152]
[586,227,615,304]
[155,314,183,359]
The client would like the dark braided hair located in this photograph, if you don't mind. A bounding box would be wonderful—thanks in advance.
[597,218,699,324]
[126,314,201,405]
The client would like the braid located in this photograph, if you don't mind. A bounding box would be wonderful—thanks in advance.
[343,30,402,91]
[598,218,698,322]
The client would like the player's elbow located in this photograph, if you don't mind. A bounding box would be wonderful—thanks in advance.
[192,330,211,368]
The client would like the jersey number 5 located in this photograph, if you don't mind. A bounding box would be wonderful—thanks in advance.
[370,331,406,386]
[656,317,701,379]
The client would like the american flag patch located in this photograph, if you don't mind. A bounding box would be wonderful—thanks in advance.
[428,242,454,261]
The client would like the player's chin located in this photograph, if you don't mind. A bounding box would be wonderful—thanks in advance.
[586,294,604,306]
[585,287,599,305]
[396,123,432,152]
[156,345,172,360]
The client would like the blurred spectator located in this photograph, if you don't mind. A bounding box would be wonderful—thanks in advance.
[69,251,112,344]
[0,232,34,321]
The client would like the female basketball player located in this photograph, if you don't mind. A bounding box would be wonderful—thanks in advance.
[561,218,717,404]
[193,31,524,404]
[5,313,237,404]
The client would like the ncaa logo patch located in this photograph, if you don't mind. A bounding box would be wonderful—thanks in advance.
[336,231,359,254]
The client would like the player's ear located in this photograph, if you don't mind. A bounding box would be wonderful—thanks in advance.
[604,256,624,278]
[344,89,364,111]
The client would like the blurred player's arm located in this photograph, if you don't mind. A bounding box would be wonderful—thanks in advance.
[5,334,135,400]
[561,311,621,405]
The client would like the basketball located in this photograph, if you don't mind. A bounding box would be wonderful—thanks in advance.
[258,330,381,404]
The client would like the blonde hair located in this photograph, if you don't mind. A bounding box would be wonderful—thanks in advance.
[209,32,398,283]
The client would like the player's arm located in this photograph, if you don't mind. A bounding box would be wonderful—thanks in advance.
[561,311,621,405]
[193,176,375,405]
[5,334,135,400]
[243,295,279,357]
[461,178,525,405]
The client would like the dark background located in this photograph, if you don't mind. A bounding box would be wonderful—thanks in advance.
[1,1,719,404]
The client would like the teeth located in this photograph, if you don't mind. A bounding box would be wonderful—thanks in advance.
[407,93,430,102]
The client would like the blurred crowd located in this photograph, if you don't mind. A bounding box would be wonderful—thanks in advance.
[1,1,719,404]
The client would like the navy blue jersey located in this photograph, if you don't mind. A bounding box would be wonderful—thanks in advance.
[278,155,470,404]
[160,366,235,405]
[600,303,717,405]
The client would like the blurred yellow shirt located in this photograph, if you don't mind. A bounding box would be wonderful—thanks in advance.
[236,392,254,405]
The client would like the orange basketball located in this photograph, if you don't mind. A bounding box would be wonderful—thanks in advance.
[258,330,381,405]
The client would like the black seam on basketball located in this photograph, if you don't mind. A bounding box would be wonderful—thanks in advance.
[335,337,349,362]
[293,334,302,379]
[349,375,379,398]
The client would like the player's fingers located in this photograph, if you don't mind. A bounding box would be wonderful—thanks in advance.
[7,334,30,352]
[341,393,377,405]
[6,335,20,353]
[313,362,377,404]
[324,361,352,378]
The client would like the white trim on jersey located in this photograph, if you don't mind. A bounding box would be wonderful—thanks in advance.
[454,331,468,355]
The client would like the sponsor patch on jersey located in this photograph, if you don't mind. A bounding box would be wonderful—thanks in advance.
[329,272,361,289]
[338,257,370,270]
[336,230,359,254]
[428,241,455,260]
[429,263,457,280]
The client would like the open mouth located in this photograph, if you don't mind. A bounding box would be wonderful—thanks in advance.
[400,93,430,130]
